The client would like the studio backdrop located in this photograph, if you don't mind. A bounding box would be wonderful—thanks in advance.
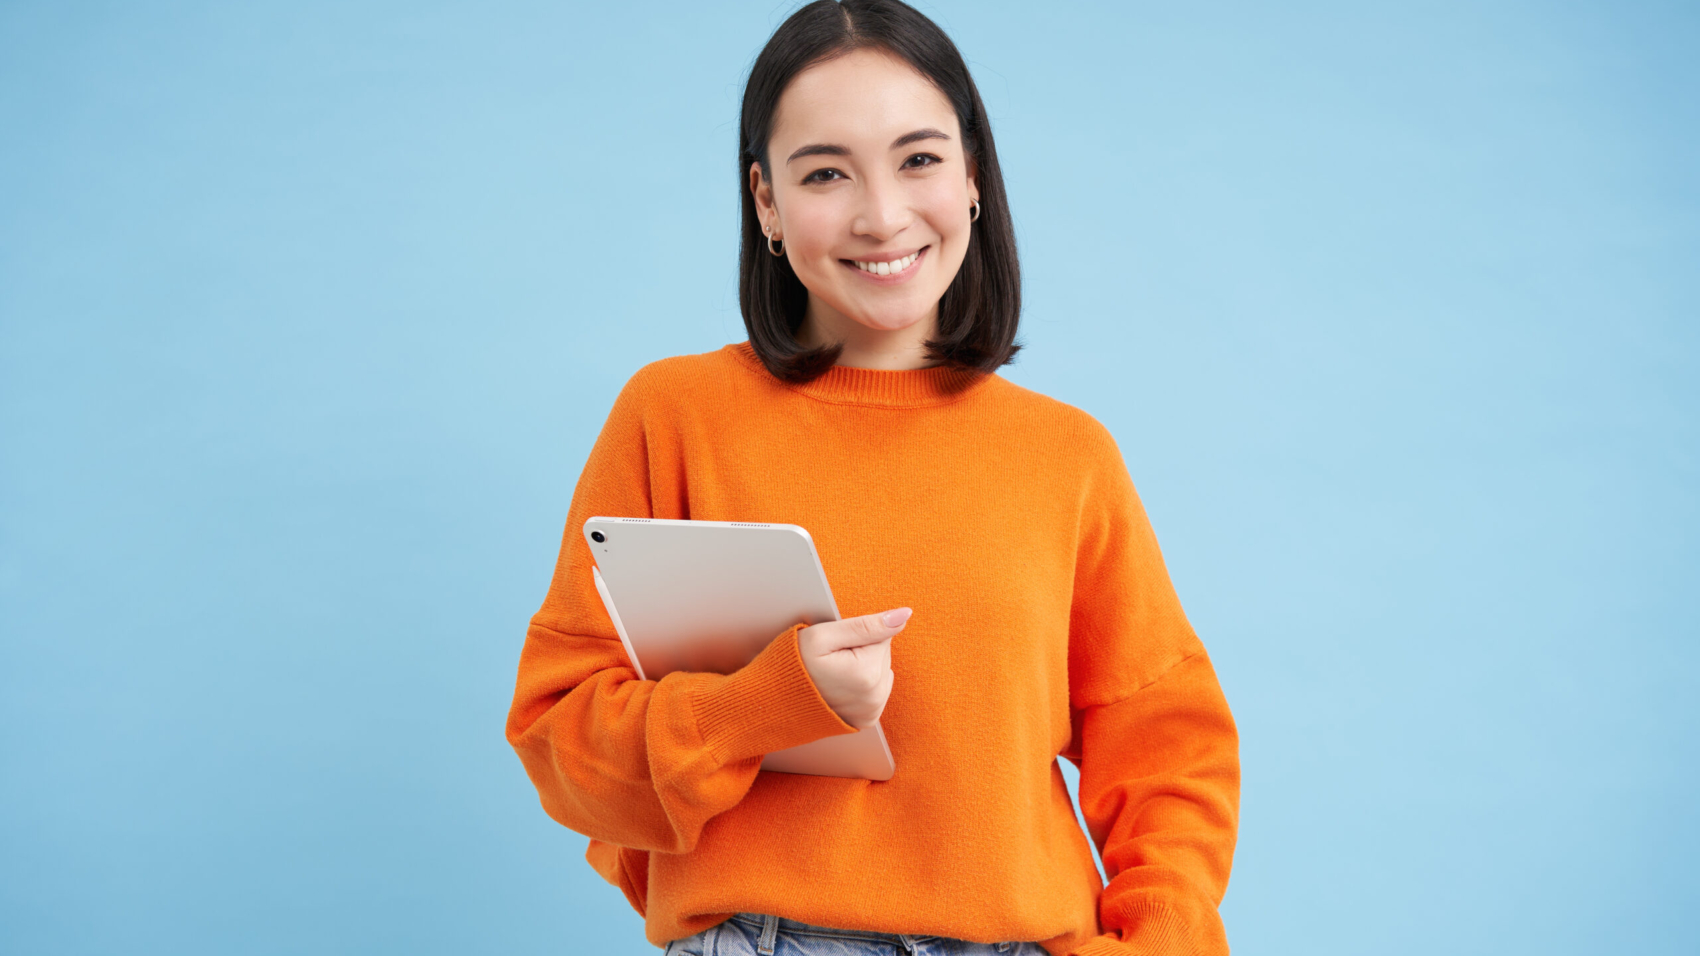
[1,2,1694,954]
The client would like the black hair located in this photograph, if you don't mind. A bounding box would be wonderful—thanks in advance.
[738,0,1022,382]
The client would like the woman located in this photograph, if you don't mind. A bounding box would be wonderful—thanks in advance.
[504,2,1240,954]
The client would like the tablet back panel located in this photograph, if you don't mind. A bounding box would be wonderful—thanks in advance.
[584,517,840,680]
[581,516,894,780]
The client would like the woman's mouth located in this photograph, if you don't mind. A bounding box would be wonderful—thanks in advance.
[842,246,928,282]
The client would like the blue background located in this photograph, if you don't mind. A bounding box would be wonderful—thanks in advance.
[2,1,1694,953]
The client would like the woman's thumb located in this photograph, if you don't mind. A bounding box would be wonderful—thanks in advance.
[812,607,913,654]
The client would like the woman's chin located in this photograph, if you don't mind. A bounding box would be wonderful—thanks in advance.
[841,305,933,335]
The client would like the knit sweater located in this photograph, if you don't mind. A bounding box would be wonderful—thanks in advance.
[505,340,1239,955]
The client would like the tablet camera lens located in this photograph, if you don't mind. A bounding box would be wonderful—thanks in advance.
[591,531,605,543]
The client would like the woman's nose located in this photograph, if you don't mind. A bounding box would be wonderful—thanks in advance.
[852,174,911,240]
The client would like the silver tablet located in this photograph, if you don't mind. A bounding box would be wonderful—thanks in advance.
[582,516,895,781]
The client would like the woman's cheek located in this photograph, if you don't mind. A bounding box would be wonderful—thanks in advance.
[928,191,971,237]
[787,200,842,254]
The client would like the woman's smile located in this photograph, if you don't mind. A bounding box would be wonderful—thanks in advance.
[841,245,929,283]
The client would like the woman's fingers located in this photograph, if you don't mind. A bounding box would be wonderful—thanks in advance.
[809,607,912,654]
[797,608,911,728]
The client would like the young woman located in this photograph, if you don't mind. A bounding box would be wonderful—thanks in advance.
[504,3,1240,955]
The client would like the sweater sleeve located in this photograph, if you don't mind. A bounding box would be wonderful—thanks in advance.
[504,368,861,856]
[1061,426,1241,956]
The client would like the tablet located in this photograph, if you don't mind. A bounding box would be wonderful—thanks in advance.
[582,516,895,781]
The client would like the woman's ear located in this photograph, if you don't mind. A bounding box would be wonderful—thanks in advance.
[749,162,777,232]
[966,153,980,206]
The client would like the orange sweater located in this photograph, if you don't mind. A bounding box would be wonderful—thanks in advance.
[505,341,1239,955]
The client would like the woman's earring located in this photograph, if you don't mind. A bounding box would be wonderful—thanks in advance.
[969,199,981,223]
[764,225,784,257]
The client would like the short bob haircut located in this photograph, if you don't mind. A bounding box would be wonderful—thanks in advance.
[738,0,1022,383]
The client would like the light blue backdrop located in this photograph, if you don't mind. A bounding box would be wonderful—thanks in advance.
[2,1,1694,953]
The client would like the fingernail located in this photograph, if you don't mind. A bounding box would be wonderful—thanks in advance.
[881,607,912,627]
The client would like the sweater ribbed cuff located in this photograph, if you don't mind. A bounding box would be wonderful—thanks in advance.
[688,622,860,765]
[1068,904,1196,956]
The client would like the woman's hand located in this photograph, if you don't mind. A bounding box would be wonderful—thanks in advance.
[797,607,911,729]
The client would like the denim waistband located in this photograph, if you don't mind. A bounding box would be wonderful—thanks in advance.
[731,912,939,943]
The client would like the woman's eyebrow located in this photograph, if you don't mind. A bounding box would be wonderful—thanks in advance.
[786,143,849,164]
[891,128,951,150]
[785,128,952,164]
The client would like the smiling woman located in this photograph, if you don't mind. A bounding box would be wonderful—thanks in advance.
[504,3,1240,955]
[749,47,981,367]
[737,5,1021,379]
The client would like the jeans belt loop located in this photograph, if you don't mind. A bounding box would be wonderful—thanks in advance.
[757,913,779,955]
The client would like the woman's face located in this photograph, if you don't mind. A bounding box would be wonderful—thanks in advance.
[751,47,980,348]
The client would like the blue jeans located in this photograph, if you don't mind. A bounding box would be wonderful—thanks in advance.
[663,912,1048,956]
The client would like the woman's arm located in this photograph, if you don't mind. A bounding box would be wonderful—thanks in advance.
[1063,655,1239,954]
[504,369,860,854]
[1063,424,1241,956]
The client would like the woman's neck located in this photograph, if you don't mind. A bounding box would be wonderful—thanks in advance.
[796,297,942,371]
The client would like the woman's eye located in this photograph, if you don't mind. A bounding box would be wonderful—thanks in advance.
[804,168,844,184]
[904,153,943,169]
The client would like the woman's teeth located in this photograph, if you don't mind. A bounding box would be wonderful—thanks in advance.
[853,250,920,275]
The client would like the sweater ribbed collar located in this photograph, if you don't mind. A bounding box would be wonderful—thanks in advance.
[725,340,995,408]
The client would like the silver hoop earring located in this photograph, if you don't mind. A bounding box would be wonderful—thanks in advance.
[764,226,784,257]
[969,199,981,223]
